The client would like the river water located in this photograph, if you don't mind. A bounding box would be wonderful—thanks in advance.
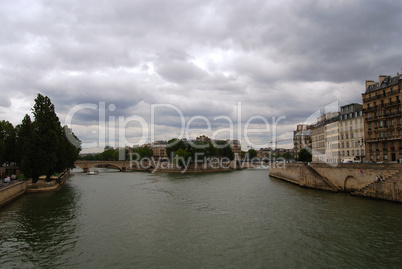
[0,168,401,268]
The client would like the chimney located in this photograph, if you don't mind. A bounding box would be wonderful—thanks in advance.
[378,75,387,86]
[365,80,375,89]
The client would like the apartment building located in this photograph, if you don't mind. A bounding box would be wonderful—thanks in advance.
[339,103,365,162]
[293,124,313,158]
[362,74,402,162]
[312,115,326,163]
[228,140,242,160]
[311,113,339,163]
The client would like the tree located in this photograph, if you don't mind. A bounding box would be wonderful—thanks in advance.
[17,114,42,182]
[174,148,191,168]
[31,94,64,180]
[215,140,234,160]
[15,115,33,166]
[188,142,208,162]
[134,147,154,159]
[59,126,81,170]
[282,152,293,160]
[247,149,258,160]
[0,120,16,165]
[298,148,312,163]
[166,138,186,159]
[17,94,81,182]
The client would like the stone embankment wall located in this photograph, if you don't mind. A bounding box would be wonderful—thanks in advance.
[26,170,70,193]
[0,180,27,208]
[269,163,338,192]
[1,170,71,208]
[352,179,401,203]
[310,163,401,192]
[269,163,402,203]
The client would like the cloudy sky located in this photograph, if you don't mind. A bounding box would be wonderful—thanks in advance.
[1,0,401,152]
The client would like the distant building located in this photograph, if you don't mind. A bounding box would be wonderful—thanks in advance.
[227,140,242,160]
[257,148,274,159]
[362,74,402,162]
[196,135,210,142]
[312,116,327,163]
[339,103,364,162]
[293,124,313,158]
[151,140,167,160]
[325,113,340,163]
[312,113,339,163]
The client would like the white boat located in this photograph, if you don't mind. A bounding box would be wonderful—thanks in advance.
[87,170,98,175]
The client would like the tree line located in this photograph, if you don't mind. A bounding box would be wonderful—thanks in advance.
[0,94,81,182]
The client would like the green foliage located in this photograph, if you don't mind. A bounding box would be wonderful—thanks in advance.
[98,149,118,161]
[0,120,16,165]
[282,152,293,160]
[13,94,81,182]
[166,138,186,158]
[215,140,234,160]
[298,148,312,163]
[174,148,191,168]
[134,147,154,159]
[188,142,208,161]
[247,149,258,159]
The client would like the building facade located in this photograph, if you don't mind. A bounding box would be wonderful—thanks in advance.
[362,74,402,162]
[311,113,340,163]
[339,103,365,162]
[228,140,242,160]
[325,118,340,164]
[312,115,326,163]
[151,141,167,160]
[293,124,313,158]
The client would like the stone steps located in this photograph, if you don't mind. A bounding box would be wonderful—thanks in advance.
[305,164,340,192]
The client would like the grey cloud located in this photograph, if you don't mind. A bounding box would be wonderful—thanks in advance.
[1,0,401,149]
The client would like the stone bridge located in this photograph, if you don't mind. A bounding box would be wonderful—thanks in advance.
[74,160,132,172]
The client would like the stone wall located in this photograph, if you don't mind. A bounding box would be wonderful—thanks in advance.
[310,163,401,192]
[269,163,402,202]
[269,163,337,192]
[0,180,27,208]
[26,170,70,193]
[352,180,401,203]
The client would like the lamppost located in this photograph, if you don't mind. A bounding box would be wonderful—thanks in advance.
[358,138,364,163]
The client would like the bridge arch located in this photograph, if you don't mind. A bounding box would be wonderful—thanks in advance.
[344,175,358,192]
[74,161,128,172]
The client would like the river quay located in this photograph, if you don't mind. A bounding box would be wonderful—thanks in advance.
[269,163,402,203]
[0,170,70,208]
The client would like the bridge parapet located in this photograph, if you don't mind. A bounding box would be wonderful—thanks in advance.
[75,161,131,172]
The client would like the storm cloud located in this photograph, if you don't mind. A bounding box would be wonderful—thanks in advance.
[1,0,401,151]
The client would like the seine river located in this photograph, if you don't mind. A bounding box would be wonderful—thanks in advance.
[0,168,401,268]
